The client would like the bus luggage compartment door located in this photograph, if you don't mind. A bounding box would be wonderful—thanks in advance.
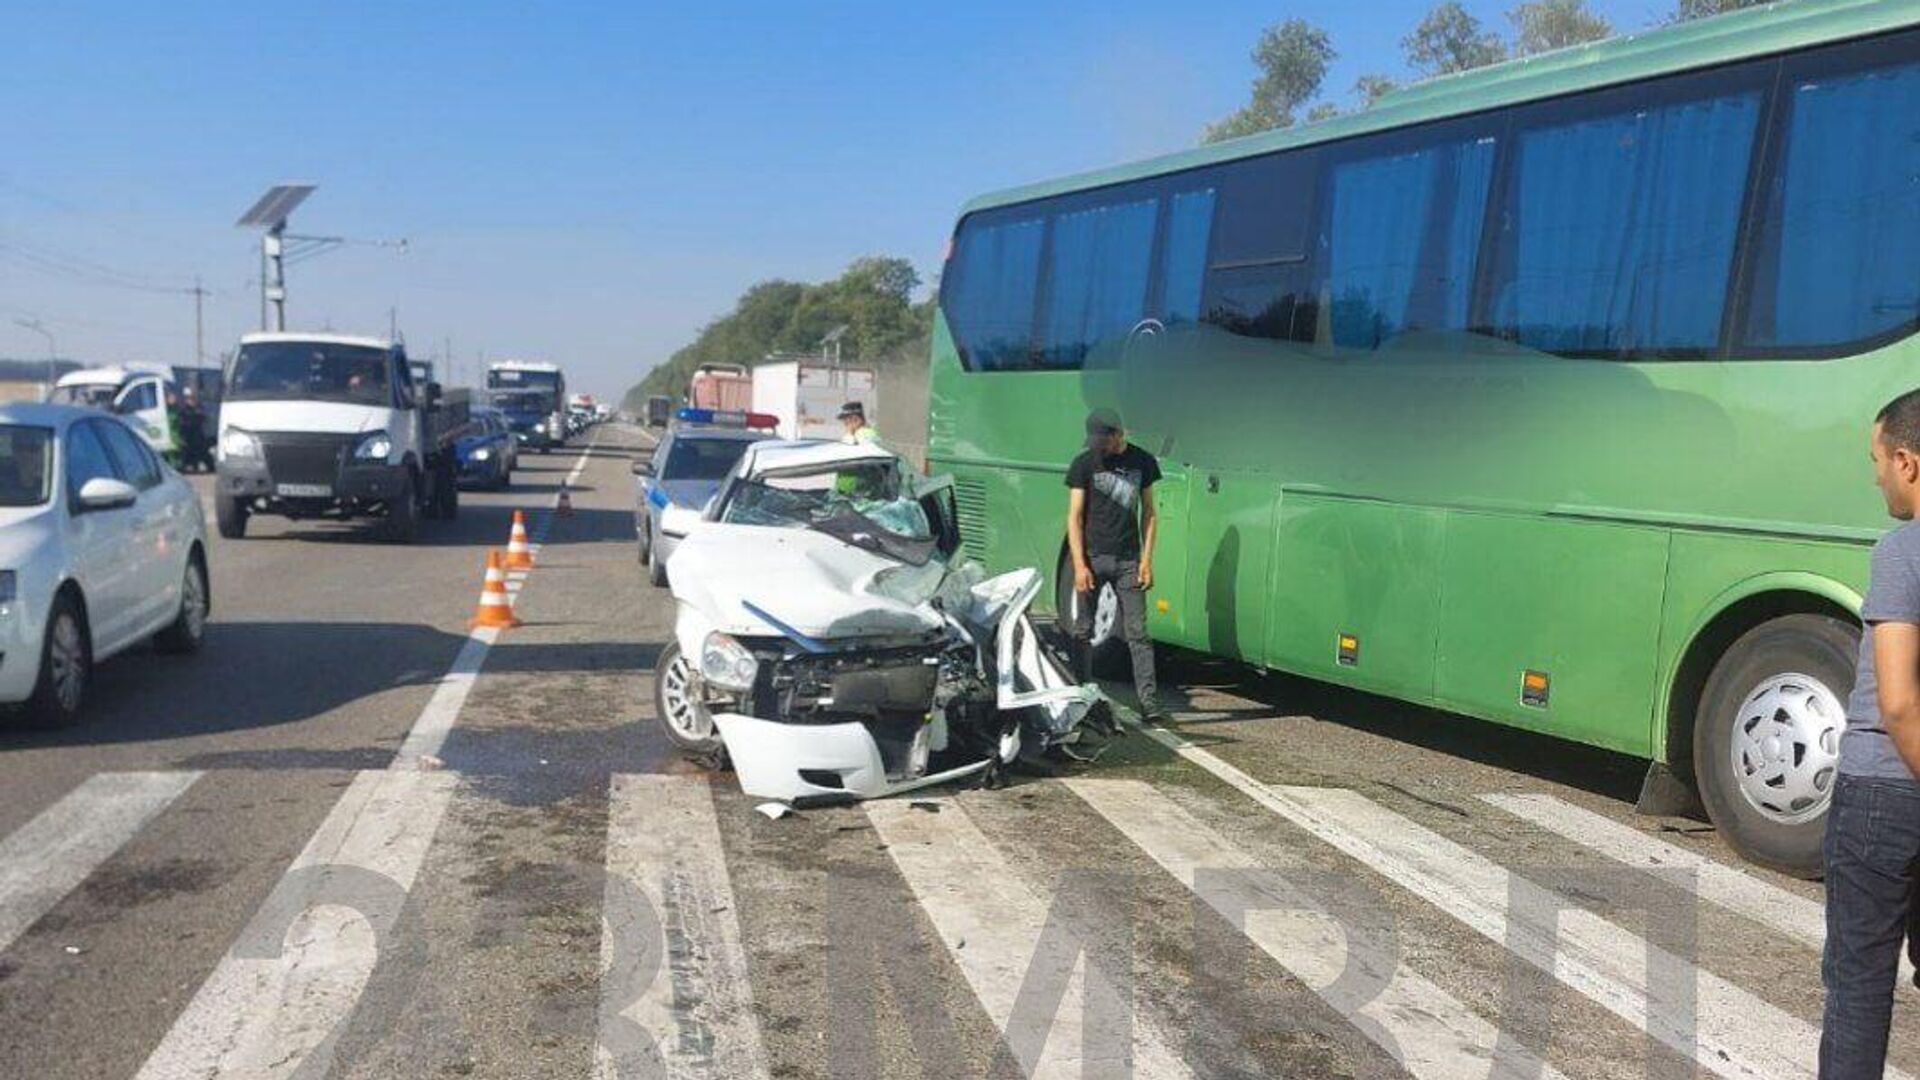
[1433,513,1668,757]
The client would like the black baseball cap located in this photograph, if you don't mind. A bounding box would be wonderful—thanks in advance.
[837,401,865,419]
[1084,408,1123,448]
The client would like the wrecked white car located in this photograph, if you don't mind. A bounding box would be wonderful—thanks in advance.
[654,439,1112,803]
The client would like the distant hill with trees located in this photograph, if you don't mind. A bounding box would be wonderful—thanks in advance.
[622,256,933,412]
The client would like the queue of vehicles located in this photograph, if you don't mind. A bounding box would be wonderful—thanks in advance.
[0,331,583,730]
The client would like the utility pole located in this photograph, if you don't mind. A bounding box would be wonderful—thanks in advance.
[189,276,208,367]
[13,317,56,394]
[388,306,397,343]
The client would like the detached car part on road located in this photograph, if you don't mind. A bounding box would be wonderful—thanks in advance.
[656,439,1113,802]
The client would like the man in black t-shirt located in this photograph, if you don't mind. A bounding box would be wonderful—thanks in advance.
[1065,408,1165,720]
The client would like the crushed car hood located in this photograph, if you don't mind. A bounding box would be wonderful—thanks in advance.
[669,525,946,642]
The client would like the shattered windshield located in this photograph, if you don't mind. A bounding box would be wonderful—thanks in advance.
[721,460,936,563]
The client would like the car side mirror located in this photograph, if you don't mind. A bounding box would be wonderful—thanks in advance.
[631,460,654,477]
[75,476,138,512]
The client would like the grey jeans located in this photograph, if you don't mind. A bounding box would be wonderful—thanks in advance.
[1071,553,1157,708]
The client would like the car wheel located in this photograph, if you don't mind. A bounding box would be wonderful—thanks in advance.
[382,472,421,543]
[154,554,209,654]
[1693,613,1854,879]
[637,517,652,566]
[649,549,669,588]
[25,593,89,728]
[654,641,724,766]
[1054,550,1123,674]
[215,493,248,539]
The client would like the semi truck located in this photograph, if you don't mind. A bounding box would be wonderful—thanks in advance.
[749,358,876,440]
[215,332,471,542]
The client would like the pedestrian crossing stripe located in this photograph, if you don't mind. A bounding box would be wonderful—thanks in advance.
[0,764,1892,1080]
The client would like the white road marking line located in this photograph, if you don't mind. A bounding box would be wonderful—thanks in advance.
[387,433,598,769]
[597,774,768,1080]
[392,628,499,768]
[135,770,458,1080]
[1483,792,1920,986]
[866,796,1193,1080]
[1066,778,1567,1080]
[1131,722,1871,1080]
[0,771,201,953]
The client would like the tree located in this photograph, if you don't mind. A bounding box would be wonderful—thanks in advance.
[1203,18,1336,144]
[1510,0,1611,55]
[1354,74,1400,108]
[1403,2,1506,77]
[623,256,934,409]
[1305,102,1342,123]
[1672,0,1769,20]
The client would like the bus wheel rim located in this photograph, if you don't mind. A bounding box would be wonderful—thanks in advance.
[1091,583,1118,646]
[1729,672,1843,826]
[660,652,711,741]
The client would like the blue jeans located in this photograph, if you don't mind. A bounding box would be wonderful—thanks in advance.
[1821,773,1920,1078]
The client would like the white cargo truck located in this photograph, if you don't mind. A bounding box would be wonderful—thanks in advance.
[215,332,470,542]
[749,359,876,440]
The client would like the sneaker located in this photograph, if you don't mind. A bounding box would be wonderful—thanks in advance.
[1137,701,1173,726]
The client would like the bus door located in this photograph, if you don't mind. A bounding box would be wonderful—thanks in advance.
[1182,467,1278,663]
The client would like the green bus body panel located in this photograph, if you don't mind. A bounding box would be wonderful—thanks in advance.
[929,308,1896,760]
[956,0,1914,220]
[1267,495,1446,701]
[1434,515,1670,756]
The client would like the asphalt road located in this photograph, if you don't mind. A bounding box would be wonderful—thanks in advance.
[0,421,1912,1080]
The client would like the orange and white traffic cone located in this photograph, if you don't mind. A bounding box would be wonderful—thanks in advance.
[504,510,535,570]
[469,550,522,629]
[556,486,573,517]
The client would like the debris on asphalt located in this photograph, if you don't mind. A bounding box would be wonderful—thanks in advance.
[62,945,85,956]
[908,801,941,814]
[417,754,445,772]
[755,802,793,821]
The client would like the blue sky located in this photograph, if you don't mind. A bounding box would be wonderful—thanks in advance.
[3,0,1669,399]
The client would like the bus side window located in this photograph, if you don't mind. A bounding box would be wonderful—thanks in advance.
[1159,187,1216,326]
[1200,150,1320,344]
[1743,45,1920,353]
[943,215,1045,371]
[1037,196,1158,368]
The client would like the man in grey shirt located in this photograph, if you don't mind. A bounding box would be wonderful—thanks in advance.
[1823,389,1920,1078]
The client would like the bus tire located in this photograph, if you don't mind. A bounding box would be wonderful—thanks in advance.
[1692,613,1855,879]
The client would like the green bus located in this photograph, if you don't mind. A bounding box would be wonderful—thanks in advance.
[927,0,1919,876]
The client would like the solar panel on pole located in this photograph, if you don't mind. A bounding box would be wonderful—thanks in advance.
[235,184,315,229]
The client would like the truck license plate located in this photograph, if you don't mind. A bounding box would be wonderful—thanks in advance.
[276,483,332,497]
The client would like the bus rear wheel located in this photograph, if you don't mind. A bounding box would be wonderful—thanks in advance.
[1693,613,1855,879]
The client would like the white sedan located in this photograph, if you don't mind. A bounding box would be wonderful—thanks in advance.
[0,403,209,726]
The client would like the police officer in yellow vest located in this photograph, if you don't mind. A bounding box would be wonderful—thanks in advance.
[838,401,879,446]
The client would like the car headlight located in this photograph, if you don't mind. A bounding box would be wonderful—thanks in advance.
[471,447,492,461]
[353,432,394,462]
[700,632,758,691]
[220,427,261,460]
[533,422,547,434]
[660,503,700,538]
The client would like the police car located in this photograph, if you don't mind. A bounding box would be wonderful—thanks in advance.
[632,408,777,587]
